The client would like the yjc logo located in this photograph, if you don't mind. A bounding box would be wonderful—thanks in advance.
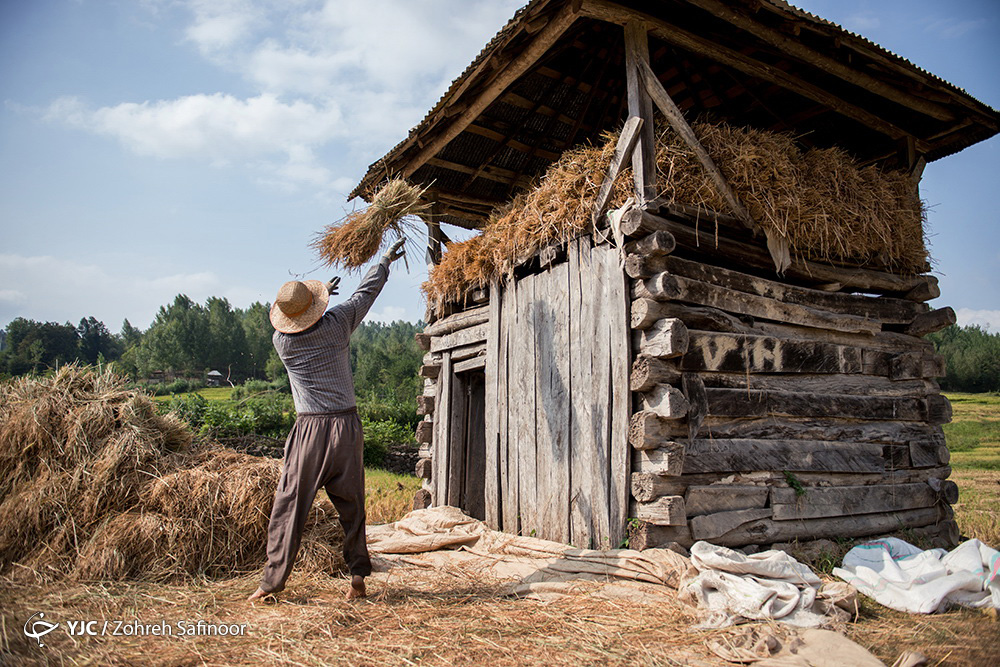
[23,612,59,647]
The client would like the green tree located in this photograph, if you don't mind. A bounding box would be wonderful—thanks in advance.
[139,295,210,374]
[205,297,249,375]
[240,301,274,379]
[1,318,80,374]
[929,324,1000,392]
[77,316,120,365]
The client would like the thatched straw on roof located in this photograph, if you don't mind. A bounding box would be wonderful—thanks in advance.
[423,120,927,308]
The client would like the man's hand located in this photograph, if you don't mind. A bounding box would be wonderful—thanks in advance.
[326,277,341,296]
[384,238,406,263]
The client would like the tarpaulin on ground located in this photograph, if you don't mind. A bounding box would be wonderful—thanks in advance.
[833,537,1000,614]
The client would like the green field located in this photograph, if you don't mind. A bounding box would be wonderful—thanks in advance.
[942,392,1000,549]
[152,386,234,402]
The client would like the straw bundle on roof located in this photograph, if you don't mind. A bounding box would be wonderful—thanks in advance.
[313,178,429,271]
[423,120,927,307]
[0,366,344,582]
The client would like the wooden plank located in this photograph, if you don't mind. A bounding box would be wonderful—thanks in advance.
[424,305,490,337]
[416,395,435,416]
[627,522,693,550]
[483,283,501,530]
[628,410,677,450]
[639,384,689,419]
[640,272,881,334]
[682,372,708,441]
[624,21,656,203]
[590,242,612,545]
[568,239,594,547]
[415,458,432,479]
[534,262,572,543]
[632,466,953,502]
[662,416,948,447]
[591,115,644,225]
[658,255,929,324]
[691,372,935,398]
[432,353,453,506]
[685,485,770,516]
[515,274,537,536]
[636,57,754,229]
[630,355,681,392]
[637,317,690,358]
[415,420,433,445]
[703,387,929,422]
[691,508,773,541]
[681,331,863,375]
[499,282,515,534]
[607,242,632,548]
[681,439,886,474]
[905,307,957,337]
[624,230,676,257]
[633,496,687,526]
[633,443,686,476]
[419,364,440,379]
[430,323,488,353]
[771,482,939,520]
[710,507,942,547]
[453,355,486,373]
[450,342,487,362]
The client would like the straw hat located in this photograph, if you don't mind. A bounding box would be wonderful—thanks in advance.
[269,280,329,333]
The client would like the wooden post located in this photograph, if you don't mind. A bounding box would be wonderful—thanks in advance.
[624,21,656,204]
[635,57,757,233]
[591,115,644,227]
[424,204,443,269]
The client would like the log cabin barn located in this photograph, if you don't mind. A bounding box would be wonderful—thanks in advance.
[351,0,999,551]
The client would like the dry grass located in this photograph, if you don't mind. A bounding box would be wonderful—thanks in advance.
[0,567,726,666]
[424,120,927,308]
[313,178,428,271]
[0,366,345,584]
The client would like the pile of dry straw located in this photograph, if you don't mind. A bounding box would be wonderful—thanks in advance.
[0,366,344,582]
[424,121,927,307]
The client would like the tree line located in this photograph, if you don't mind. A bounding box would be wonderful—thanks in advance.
[0,295,425,403]
[928,324,1000,393]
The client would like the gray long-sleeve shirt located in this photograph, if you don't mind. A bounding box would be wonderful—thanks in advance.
[273,257,391,413]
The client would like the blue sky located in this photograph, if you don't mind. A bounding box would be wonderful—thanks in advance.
[1,0,997,332]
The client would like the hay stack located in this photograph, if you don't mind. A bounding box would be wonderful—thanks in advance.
[314,178,428,271]
[0,366,344,582]
[423,121,927,307]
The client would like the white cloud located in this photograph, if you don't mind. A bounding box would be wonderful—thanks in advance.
[42,0,523,192]
[364,305,409,324]
[47,93,343,162]
[0,254,256,329]
[183,0,265,57]
[923,17,987,39]
[955,308,1000,331]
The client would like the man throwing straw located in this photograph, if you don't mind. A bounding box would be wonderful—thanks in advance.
[249,238,405,602]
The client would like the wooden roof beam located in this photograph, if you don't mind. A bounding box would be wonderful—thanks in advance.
[401,3,581,181]
[581,0,929,152]
[423,157,531,188]
[684,0,955,122]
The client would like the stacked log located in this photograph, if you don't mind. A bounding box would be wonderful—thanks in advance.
[411,304,490,508]
[623,203,958,550]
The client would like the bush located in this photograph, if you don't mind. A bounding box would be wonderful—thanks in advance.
[357,396,420,430]
[360,418,414,467]
[162,393,294,438]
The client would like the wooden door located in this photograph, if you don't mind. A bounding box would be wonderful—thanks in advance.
[485,237,630,548]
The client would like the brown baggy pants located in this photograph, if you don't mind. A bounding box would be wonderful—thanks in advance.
[260,410,371,593]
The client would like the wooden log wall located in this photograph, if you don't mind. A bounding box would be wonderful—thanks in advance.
[623,203,958,550]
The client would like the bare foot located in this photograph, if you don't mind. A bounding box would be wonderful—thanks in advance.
[346,575,366,600]
[247,587,274,603]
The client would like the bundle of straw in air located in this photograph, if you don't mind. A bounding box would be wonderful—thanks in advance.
[313,178,430,270]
